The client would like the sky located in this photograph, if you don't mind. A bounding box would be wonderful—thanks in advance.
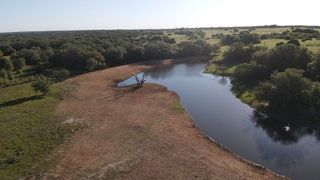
[0,0,319,32]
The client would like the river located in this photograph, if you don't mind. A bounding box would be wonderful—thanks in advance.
[118,61,320,180]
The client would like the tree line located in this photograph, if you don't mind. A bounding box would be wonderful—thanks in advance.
[0,30,214,84]
[223,41,320,120]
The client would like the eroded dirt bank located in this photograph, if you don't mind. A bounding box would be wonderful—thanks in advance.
[45,58,285,179]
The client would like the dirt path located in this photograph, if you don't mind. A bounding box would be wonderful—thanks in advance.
[45,59,285,179]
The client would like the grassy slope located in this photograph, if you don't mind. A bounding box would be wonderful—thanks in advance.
[0,82,80,179]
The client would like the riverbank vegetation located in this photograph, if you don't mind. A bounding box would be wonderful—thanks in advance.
[204,26,320,128]
[220,39,320,120]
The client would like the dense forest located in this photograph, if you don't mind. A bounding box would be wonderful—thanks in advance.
[0,30,215,87]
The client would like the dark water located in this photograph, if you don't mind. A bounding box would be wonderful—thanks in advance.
[118,62,320,180]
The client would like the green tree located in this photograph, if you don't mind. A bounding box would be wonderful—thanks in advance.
[232,63,268,84]
[310,82,320,114]
[125,45,144,62]
[0,44,15,56]
[0,69,8,82]
[0,57,14,71]
[223,43,263,64]
[306,53,320,81]
[144,42,175,60]
[19,48,42,65]
[254,44,312,72]
[51,69,71,81]
[256,68,312,114]
[11,58,26,70]
[50,47,104,71]
[103,46,126,66]
[85,58,97,71]
[31,77,51,95]
[177,40,212,57]
[238,31,260,45]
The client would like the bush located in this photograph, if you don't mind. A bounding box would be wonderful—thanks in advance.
[223,43,263,64]
[254,44,312,72]
[51,69,71,81]
[177,40,212,57]
[288,39,301,46]
[85,58,97,71]
[238,31,260,45]
[221,34,239,45]
[220,31,260,45]
[232,63,268,84]
[31,77,51,95]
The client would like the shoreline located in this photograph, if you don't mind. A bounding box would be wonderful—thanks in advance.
[45,57,286,179]
[138,58,287,178]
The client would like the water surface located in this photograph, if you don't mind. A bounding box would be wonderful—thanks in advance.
[118,62,320,179]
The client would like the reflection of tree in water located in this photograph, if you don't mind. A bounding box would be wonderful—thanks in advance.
[251,111,320,168]
[184,62,205,73]
[218,77,228,86]
[251,111,320,144]
[145,62,206,80]
[144,65,174,80]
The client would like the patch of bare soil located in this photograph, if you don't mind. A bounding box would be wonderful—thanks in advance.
[45,58,285,179]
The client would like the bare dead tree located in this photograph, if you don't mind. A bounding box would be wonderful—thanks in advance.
[134,73,145,88]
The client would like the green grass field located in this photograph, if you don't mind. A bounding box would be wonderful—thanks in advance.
[258,39,285,48]
[251,27,291,34]
[303,38,320,53]
[168,28,320,54]
[0,82,81,179]
[258,38,320,52]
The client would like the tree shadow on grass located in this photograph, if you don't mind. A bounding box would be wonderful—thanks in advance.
[104,85,140,102]
[0,95,43,108]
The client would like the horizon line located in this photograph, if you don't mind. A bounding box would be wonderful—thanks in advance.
[1,24,320,34]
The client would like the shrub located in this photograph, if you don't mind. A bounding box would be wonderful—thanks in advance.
[223,43,264,64]
[288,39,301,46]
[177,40,212,57]
[232,63,268,84]
[31,77,51,95]
[51,69,71,81]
